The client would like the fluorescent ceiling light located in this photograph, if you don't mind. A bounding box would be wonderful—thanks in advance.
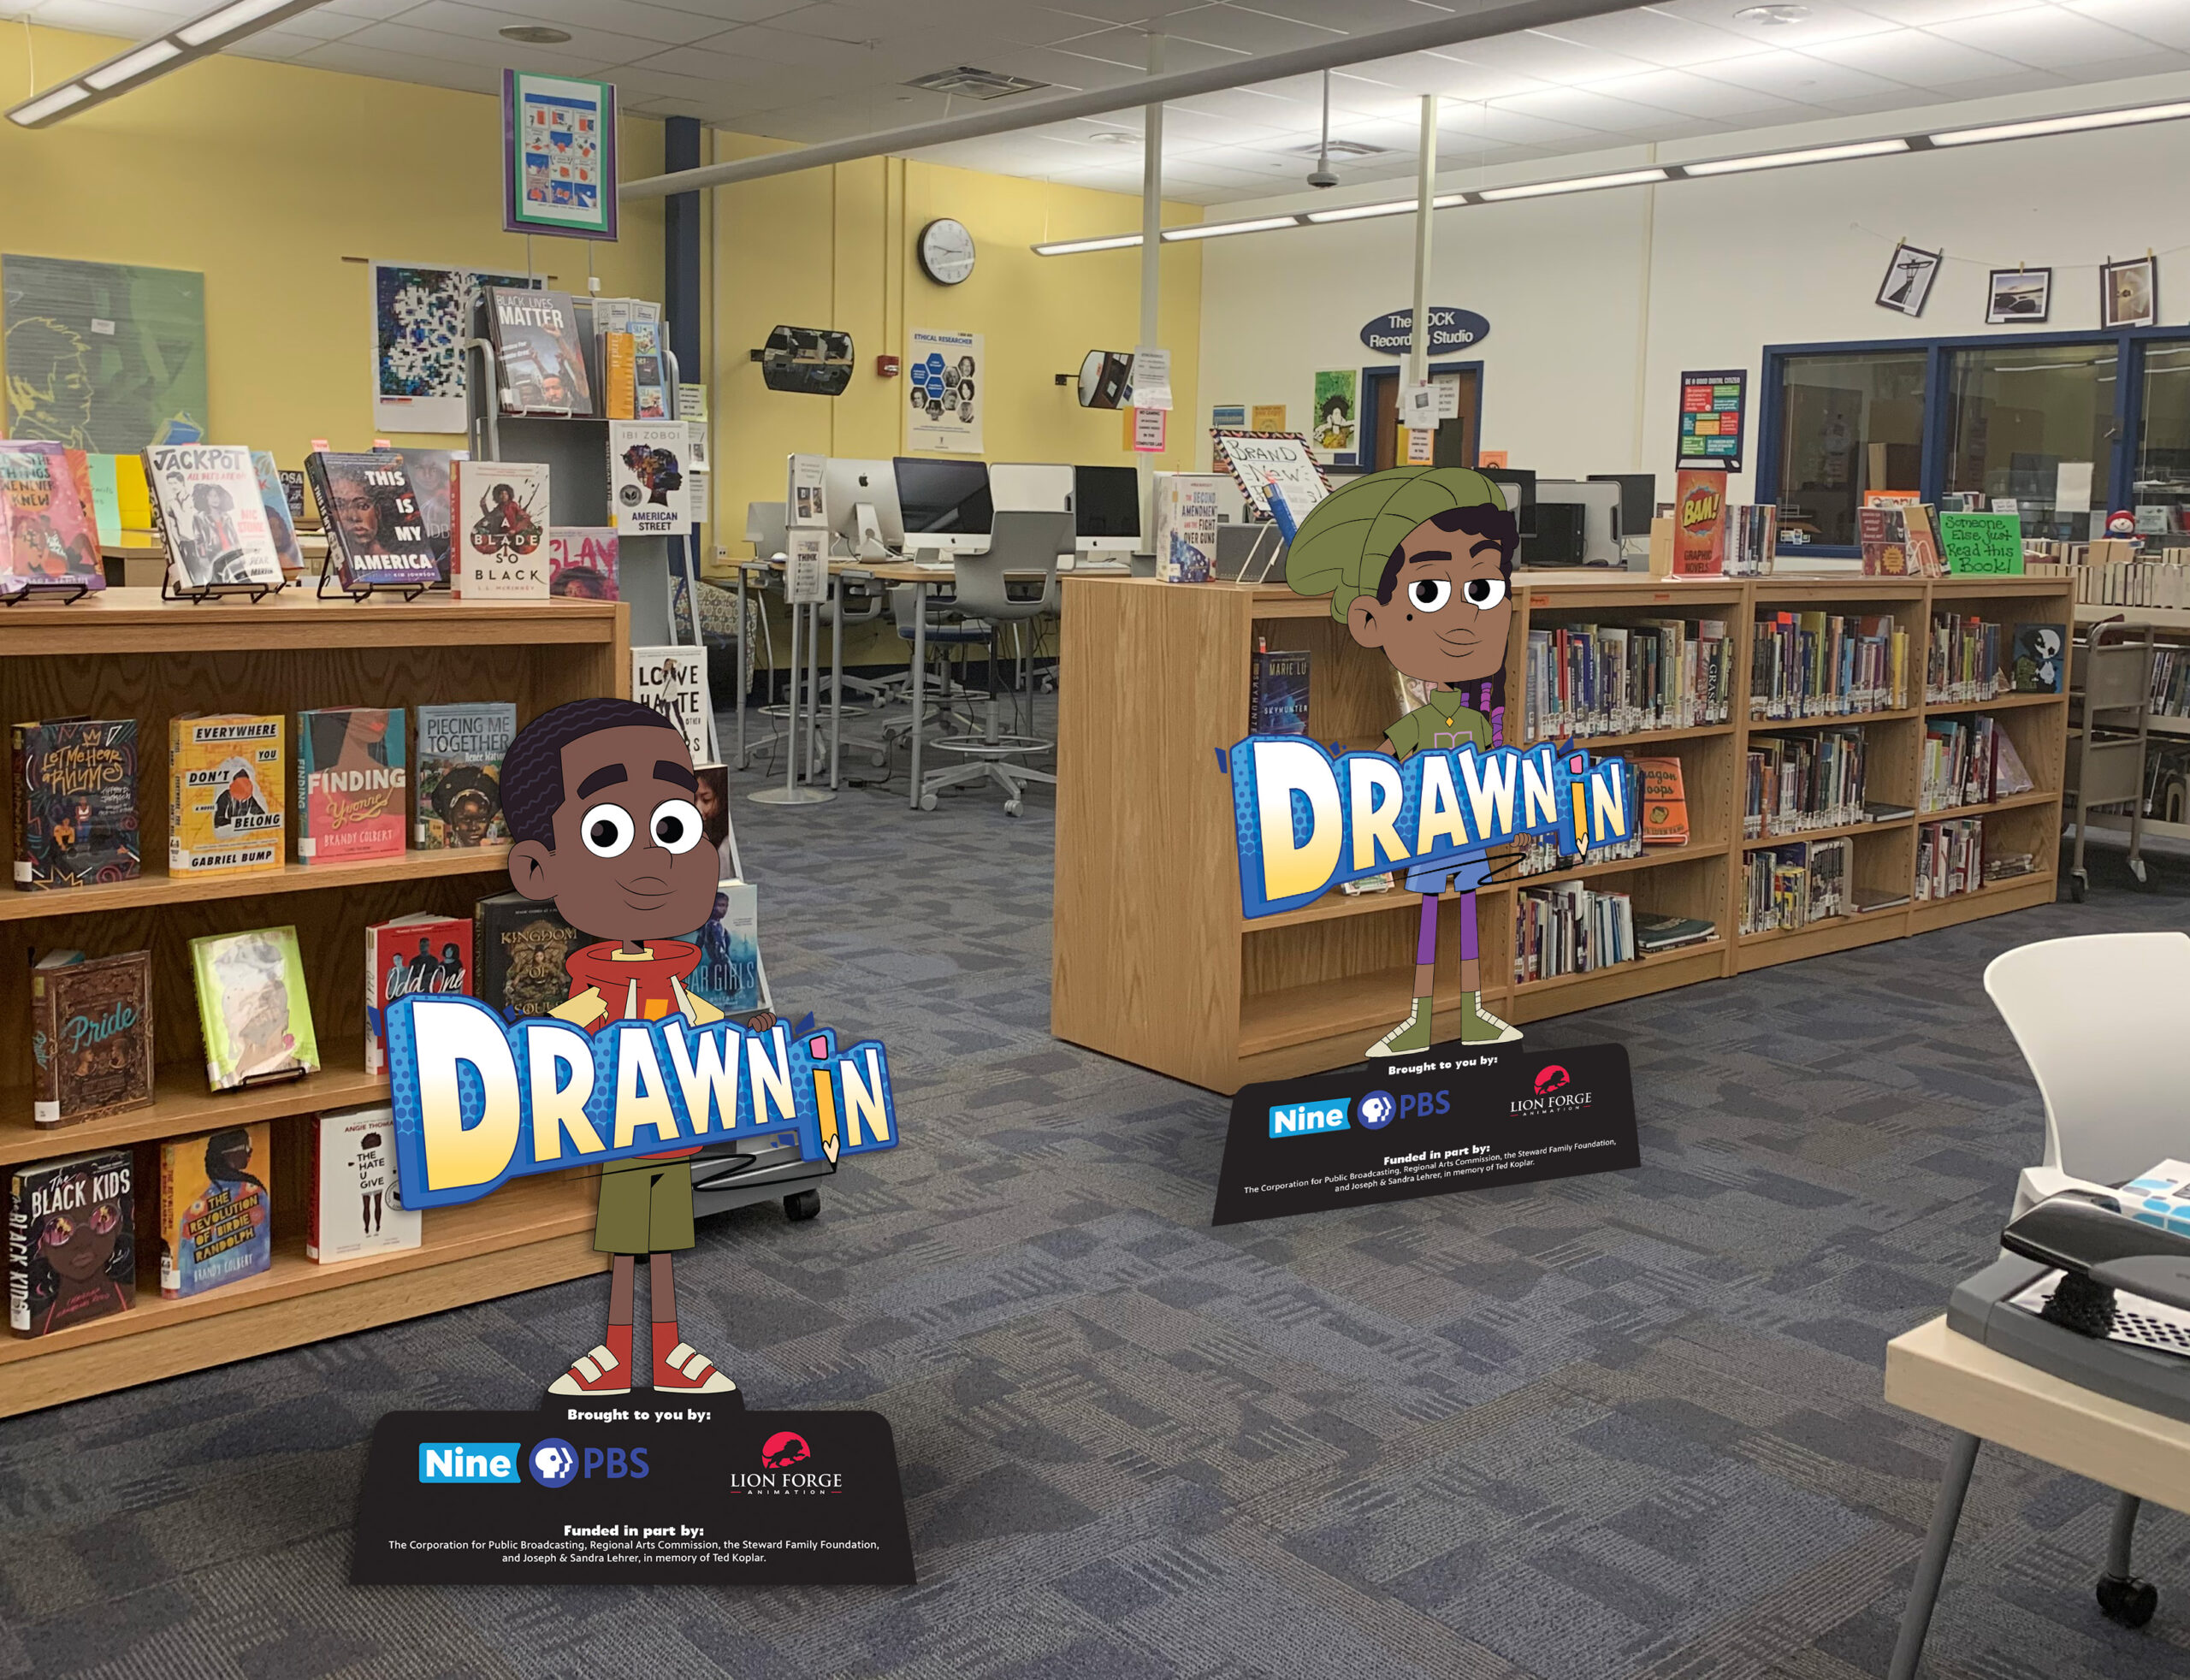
[1930,101,2190,146]
[7,84,89,125]
[1162,216,1304,240]
[1300,192,1469,224]
[1682,138,1908,175]
[1032,233,1145,255]
[1480,167,1666,201]
[176,0,296,44]
[83,40,183,90]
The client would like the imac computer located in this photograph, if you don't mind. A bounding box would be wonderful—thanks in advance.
[745,500,787,560]
[821,458,903,558]
[1074,464,1139,557]
[892,457,993,555]
[991,463,1074,515]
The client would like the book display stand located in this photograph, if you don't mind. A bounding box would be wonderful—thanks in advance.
[159,567,285,606]
[1,577,98,607]
[0,589,628,1418]
[314,549,433,604]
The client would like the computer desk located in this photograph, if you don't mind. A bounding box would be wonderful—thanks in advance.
[1884,1314,2190,1677]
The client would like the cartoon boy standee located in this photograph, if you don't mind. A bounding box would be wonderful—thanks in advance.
[1285,467,1524,1058]
[502,696,765,1398]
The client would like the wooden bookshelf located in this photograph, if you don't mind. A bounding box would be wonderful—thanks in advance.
[1053,571,2074,1093]
[1,589,626,1417]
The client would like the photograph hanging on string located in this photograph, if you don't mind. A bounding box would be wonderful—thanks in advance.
[2102,256,2157,329]
[1985,266,2051,324]
[1875,241,1942,318]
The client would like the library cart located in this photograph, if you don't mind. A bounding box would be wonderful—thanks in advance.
[2065,618,2154,900]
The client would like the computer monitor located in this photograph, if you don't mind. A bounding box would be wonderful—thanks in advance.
[821,458,903,557]
[1535,478,1621,567]
[744,500,787,559]
[1588,473,1657,544]
[1074,465,1139,553]
[893,458,992,552]
[991,463,1074,515]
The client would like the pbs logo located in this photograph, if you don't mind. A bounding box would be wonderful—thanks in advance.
[1358,1090,1397,1130]
[529,1438,578,1488]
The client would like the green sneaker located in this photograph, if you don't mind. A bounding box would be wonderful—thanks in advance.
[1367,997,1433,1057]
[1459,991,1522,1045]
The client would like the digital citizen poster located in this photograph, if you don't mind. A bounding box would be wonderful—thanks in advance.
[3,255,208,451]
[372,263,535,434]
[905,329,982,453]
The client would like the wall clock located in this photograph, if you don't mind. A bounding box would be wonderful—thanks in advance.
[917,217,976,286]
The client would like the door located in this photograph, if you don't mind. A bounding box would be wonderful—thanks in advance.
[1361,363,1483,474]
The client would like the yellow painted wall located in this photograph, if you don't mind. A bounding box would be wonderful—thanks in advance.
[0,21,665,466]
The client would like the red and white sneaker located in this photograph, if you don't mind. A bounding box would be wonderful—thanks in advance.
[548,1342,631,1396]
[655,1341,737,1393]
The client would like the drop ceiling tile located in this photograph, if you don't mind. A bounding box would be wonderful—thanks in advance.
[2064,0,2190,50]
[1489,82,1711,131]
[1845,0,2045,21]
[1584,63,1811,117]
[489,0,762,46]
[1914,64,2077,95]
[1034,0,1220,23]
[1449,102,1609,144]
[1927,4,2158,63]
[1530,9,1777,68]
[1646,0,1907,49]
[1803,25,2045,81]
[397,0,644,66]
[1232,0,1468,28]
[293,35,499,88]
[26,0,191,32]
[1355,49,1552,101]
[316,0,433,25]
[1686,44,1911,100]
[626,37,804,80]
[1151,3,1347,53]
[1435,28,1665,86]
[225,27,321,56]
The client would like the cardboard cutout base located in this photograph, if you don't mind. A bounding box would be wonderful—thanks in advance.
[352,1400,914,1584]
[1212,1042,1638,1225]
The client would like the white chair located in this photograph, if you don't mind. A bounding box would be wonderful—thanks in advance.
[1983,931,2190,1219]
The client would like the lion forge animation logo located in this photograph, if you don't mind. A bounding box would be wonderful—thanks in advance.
[1512,1062,1589,1116]
[1534,1065,1571,1097]
[761,1431,811,1470]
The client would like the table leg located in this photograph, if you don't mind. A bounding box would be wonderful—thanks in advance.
[829,573,843,790]
[909,581,928,811]
[1888,1431,1980,1680]
[734,563,749,770]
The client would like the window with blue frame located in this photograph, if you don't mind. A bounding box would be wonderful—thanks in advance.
[2135,339,2190,547]
[1942,340,2119,542]
[1769,348,1927,551]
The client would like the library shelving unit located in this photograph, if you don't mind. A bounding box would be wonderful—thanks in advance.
[1053,570,2075,1094]
[0,589,627,1417]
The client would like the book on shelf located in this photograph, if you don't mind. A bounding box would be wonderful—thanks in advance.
[1853,887,1913,914]
[1633,911,1715,954]
[413,702,515,849]
[488,286,594,416]
[1744,727,1867,837]
[382,448,457,583]
[1927,614,2008,703]
[548,527,619,600]
[1524,618,1731,741]
[695,762,737,877]
[143,445,285,589]
[1857,505,1910,577]
[1808,836,1850,920]
[1637,756,1688,845]
[1514,881,1636,982]
[449,460,550,600]
[0,441,104,594]
[307,453,441,592]
[31,949,152,1128]
[279,467,311,529]
[251,451,304,577]
[474,890,586,1021]
[1751,611,1907,719]
[1518,756,1642,875]
[2012,623,2066,693]
[366,912,473,1076]
[158,1122,271,1298]
[190,926,319,1091]
[81,452,122,547]
[308,1106,423,1262]
[1903,503,1946,577]
[607,421,693,536]
[1672,470,1725,577]
[13,717,139,889]
[296,707,406,864]
[630,319,669,420]
[1863,799,1915,823]
[1921,715,2034,811]
[632,647,711,760]
[170,713,283,874]
[602,330,636,419]
[681,879,766,1016]
[1151,473,1219,584]
[9,1146,135,1336]
[1249,647,1311,736]
[114,453,151,529]
[1916,816,1985,901]
[1725,503,1777,577]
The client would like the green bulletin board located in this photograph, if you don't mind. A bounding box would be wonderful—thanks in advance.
[1939,512,2024,575]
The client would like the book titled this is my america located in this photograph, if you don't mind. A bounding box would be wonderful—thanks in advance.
[306,453,441,592]
[296,707,405,864]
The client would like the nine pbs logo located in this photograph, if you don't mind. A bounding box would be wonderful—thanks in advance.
[1268,1086,1451,1139]
[417,1439,648,1487]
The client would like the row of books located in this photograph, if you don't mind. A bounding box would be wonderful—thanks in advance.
[1916,817,1986,900]
[2149,645,2190,719]
[1744,728,1868,837]
[1857,501,1946,577]
[6,1108,425,1338]
[1521,618,1734,740]
[1920,716,2037,813]
[1925,617,2066,702]
[1515,756,1689,876]
[1513,882,1637,982]
[1739,837,1854,934]
[1750,612,1909,719]
[2026,553,2189,610]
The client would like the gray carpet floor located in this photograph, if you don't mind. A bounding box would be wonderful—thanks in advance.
[5,708,2190,1680]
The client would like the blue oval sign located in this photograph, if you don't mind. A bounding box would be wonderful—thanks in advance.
[1359,306,1490,356]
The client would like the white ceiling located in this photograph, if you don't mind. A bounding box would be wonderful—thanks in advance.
[12,0,2190,200]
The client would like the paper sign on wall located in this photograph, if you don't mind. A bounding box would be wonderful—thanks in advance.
[1250,404,1287,433]
[1132,407,1168,453]
[1676,369,1747,472]
[2056,461,2094,516]
[906,329,983,453]
[1401,382,1437,429]
[1130,346,1172,411]
[1939,512,2025,575]
[1406,427,1434,464]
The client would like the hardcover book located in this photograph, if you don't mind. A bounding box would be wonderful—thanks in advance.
[158,1122,271,1298]
[170,714,283,874]
[607,422,691,535]
[30,949,152,1128]
[1637,756,1690,846]
[1672,470,1726,577]
[190,926,318,1091]
[384,448,456,583]
[474,890,585,1021]
[366,911,472,1075]
[602,331,636,420]
[280,469,311,529]
[143,445,285,589]
[308,1106,422,1261]
[307,453,441,591]
[548,526,619,599]
[1858,506,1911,577]
[13,717,139,889]
[488,287,594,416]
[9,1146,134,1335]
[2013,623,2066,693]
[1249,648,1311,735]
[450,460,549,600]
[296,707,405,864]
[414,702,515,849]
[695,761,737,876]
[683,879,766,1016]
[0,441,104,593]
[251,451,303,576]
[631,647,710,760]
[629,319,668,419]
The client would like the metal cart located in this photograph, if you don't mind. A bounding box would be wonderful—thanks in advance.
[2065,618,2155,901]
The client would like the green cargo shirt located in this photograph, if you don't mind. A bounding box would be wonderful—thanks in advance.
[1384,689,1493,762]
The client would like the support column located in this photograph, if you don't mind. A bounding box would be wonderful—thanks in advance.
[663,115,702,376]
[1139,33,1163,499]
[1409,93,1436,392]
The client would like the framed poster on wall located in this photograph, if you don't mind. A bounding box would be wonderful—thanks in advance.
[502,71,619,240]
[370,263,534,434]
[1675,369,1746,473]
[2,255,207,451]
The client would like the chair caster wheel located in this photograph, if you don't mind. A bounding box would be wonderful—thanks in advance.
[1004,800,1021,817]
[2098,1573,2158,1628]
[920,792,938,811]
[784,1189,820,1222]
[871,750,888,767]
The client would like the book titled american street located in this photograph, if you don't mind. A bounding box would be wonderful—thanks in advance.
[308,1106,422,1261]
[9,1145,134,1335]
[170,713,283,874]
[158,1122,271,1298]
[366,911,471,1076]
[31,949,152,1128]
[306,453,441,592]
[190,926,318,1091]
[631,647,710,760]
[144,444,286,590]
[488,286,594,416]
[13,717,139,889]
[296,707,405,864]
[414,702,515,849]
[450,460,549,600]
[607,421,691,535]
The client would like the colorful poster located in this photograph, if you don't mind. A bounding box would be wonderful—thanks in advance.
[1312,370,1357,461]
[371,263,535,434]
[3,255,207,451]
[501,71,619,240]
[1250,403,1287,433]
[906,328,982,453]
[1676,369,1747,472]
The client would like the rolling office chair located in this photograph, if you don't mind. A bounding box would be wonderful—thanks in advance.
[918,509,1072,816]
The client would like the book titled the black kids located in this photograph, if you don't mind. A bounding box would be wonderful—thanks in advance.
[9,1146,134,1337]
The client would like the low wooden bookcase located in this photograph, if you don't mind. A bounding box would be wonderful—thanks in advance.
[0,589,626,1417]
[1053,571,2075,1094]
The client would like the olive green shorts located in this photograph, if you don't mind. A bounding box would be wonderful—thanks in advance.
[592,1158,695,1255]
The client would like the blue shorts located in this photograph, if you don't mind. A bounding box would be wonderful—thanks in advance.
[1405,853,1494,896]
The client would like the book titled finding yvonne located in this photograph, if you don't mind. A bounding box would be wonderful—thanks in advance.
[296,707,405,864]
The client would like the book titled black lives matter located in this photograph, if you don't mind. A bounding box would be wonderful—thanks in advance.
[488,287,594,417]
[12,717,139,890]
[9,1146,134,1337]
[307,453,441,592]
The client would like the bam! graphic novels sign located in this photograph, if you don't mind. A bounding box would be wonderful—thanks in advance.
[1213,1044,1637,1225]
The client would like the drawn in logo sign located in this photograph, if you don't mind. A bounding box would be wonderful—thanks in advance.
[1534,1065,1571,1097]
[761,1430,811,1470]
